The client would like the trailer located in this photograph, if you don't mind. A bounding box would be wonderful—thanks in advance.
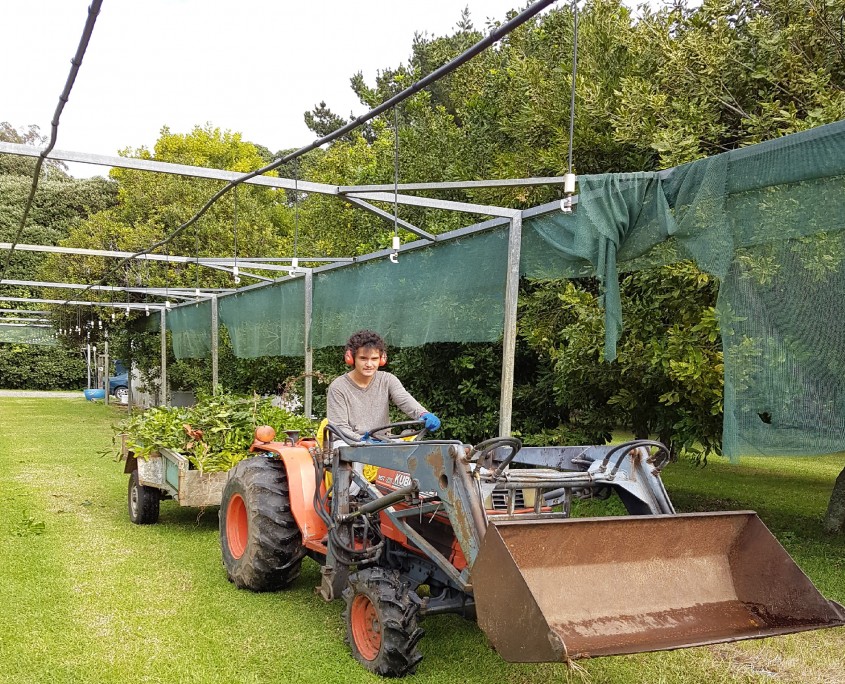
[120,437,228,524]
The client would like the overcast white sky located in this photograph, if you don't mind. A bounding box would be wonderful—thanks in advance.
[2,0,534,178]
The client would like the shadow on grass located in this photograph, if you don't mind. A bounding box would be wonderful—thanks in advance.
[156,503,221,531]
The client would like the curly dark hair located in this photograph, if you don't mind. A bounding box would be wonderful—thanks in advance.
[346,329,386,356]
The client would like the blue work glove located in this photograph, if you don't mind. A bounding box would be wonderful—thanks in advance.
[419,412,441,432]
[360,432,378,443]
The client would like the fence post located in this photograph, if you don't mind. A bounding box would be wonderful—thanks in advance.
[499,212,522,437]
[160,308,167,406]
[104,336,109,405]
[211,294,219,394]
[304,269,313,418]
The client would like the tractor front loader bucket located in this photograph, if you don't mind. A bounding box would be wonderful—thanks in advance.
[472,512,845,662]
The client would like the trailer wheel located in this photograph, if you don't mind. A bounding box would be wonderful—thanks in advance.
[219,456,303,592]
[343,567,424,677]
[128,470,160,524]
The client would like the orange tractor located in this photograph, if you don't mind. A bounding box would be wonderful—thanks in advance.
[219,422,845,677]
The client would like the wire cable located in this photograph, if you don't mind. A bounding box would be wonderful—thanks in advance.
[1,0,103,281]
[393,106,400,241]
[567,0,578,175]
[74,0,557,299]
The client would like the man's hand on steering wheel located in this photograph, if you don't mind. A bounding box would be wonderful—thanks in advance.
[362,419,429,443]
[419,412,441,432]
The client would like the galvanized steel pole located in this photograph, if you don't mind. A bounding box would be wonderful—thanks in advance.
[499,213,523,437]
[211,295,219,394]
[304,270,313,418]
[160,309,167,406]
[104,337,109,405]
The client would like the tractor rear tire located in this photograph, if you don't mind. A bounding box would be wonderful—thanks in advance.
[219,456,303,592]
[128,470,160,524]
[343,567,424,677]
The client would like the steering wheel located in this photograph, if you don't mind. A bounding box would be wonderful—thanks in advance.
[363,420,428,443]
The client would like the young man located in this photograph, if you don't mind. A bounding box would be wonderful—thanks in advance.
[326,329,441,441]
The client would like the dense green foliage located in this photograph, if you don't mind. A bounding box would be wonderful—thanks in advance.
[0,342,87,390]
[519,264,723,458]
[120,389,317,472]
[0,122,117,389]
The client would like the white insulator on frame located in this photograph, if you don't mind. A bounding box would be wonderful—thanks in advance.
[563,173,576,194]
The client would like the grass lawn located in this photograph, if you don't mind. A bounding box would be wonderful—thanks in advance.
[1,397,843,683]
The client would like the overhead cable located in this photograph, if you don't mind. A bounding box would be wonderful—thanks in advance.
[0,0,103,280]
[79,0,557,297]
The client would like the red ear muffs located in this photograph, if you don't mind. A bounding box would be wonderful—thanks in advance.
[345,349,387,366]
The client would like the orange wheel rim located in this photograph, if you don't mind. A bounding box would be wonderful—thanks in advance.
[226,493,248,559]
[351,594,381,661]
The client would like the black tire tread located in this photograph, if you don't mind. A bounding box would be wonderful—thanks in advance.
[219,457,303,592]
[343,567,424,677]
[128,470,160,524]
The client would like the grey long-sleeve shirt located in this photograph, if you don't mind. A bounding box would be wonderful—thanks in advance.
[326,371,426,440]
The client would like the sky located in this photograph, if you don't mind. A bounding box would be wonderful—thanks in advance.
[1,0,536,178]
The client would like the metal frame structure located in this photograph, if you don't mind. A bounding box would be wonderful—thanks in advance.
[0,136,573,429]
[2,61,589,431]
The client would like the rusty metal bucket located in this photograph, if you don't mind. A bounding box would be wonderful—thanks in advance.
[472,512,845,661]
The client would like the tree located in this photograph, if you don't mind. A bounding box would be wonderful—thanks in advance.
[0,122,117,389]
[39,124,290,330]
[303,101,350,139]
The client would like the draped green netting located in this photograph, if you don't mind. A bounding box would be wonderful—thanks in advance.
[310,228,509,349]
[0,324,56,346]
[168,300,211,359]
[219,277,304,358]
[522,119,845,457]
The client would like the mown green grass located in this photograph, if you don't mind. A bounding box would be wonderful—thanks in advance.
[1,397,843,683]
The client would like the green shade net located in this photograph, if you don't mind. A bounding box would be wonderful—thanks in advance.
[522,172,677,358]
[219,277,304,358]
[142,312,161,333]
[156,119,845,457]
[311,228,509,348]
[523,119,845,457]
[168,300,212,359]
[0,324,56,346]
[720,233,845,457]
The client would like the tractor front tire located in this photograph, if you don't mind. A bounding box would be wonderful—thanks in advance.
[128,470,160,524]
[220,456,303,592]
[343,567,424,677]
